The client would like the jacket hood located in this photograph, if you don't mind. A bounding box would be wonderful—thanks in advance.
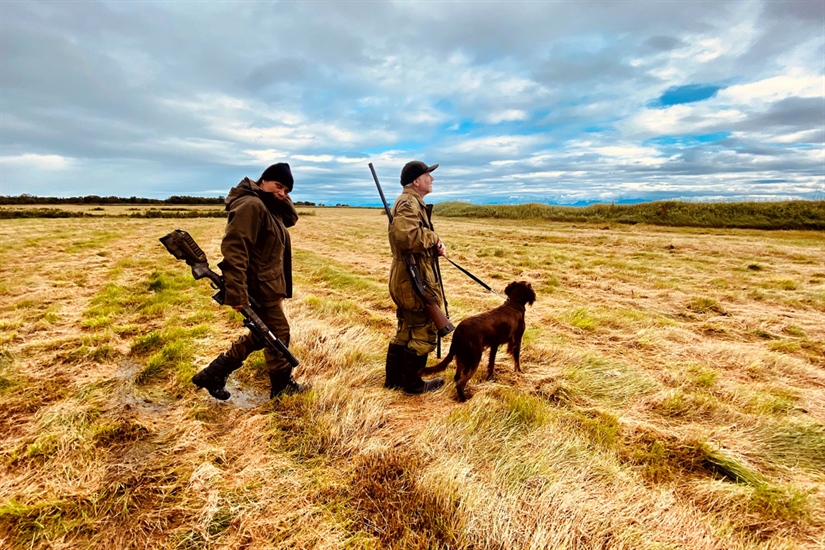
[225,177,259,209]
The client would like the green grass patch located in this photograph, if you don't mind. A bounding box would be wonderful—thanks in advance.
[745,386,799,415]
[760,420,825,473]
[563,355,659,407]
[136,340,195,385]
[84,267,209,331]
[649,388,719,419]
[92,418,151,445]
[302,295,359,317]
[295,249,385,300]
[131,325,210,356]
[686,296,727,315]
[53,334,122,364]
[688,364,718,387]
[568,307,597,331]
[565,409,620,449]
[65,230,121,252]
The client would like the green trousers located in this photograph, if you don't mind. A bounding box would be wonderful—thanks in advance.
[390,308,437,356]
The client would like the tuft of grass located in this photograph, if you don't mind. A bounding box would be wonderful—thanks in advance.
[340,448,465,548]
[686,296,727,315]
[92,417,151,445]
[563,355,659,407]
[782,325,807,338]
[568,307,597,331]
[136,340,195,385]
[619,429,765,486]
[50,334,122,364]
[745,386,799,415]
[687,364,718,387]
[649,388,719,419]
[130,325,209,356]
[0,497,97,545]
[760,421,825,473]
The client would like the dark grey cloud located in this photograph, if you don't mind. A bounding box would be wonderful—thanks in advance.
[742,97,825,133]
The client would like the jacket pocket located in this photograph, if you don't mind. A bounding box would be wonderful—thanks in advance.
[257,267,285,300]
[391,277,420,311]
[258,264,283,282]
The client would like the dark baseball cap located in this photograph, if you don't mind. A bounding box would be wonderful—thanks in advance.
[400,160,438,186]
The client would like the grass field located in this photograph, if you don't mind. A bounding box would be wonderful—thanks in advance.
[0,207,823,549]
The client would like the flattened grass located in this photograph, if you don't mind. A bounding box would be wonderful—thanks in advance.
[0,210,823,549]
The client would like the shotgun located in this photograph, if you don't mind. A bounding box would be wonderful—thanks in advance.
[159,229,298,368]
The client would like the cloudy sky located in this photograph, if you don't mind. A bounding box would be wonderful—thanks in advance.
[1,0,823,206]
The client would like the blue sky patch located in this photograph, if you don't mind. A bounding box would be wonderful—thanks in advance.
[646,132,730,147]
[653,84,723,107]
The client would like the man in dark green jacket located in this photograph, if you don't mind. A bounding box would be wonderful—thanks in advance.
[385,160,447,394]
[192,162,306,400]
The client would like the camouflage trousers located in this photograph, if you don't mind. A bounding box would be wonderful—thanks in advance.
[225,298,291,374]
[390,308,437,356]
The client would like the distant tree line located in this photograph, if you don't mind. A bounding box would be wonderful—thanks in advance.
[434,200,825,230]
[0,194,317,206]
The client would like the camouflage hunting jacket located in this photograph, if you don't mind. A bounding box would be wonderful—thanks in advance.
[219,177,298,307]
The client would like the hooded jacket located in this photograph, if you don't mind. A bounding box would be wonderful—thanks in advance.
[219,177,298,307]
[388,186,442,312]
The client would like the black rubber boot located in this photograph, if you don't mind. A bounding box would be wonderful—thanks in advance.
[402,349,444,395]
[192,353,243,401]
[384,343,405,390]
[269,368,309,398]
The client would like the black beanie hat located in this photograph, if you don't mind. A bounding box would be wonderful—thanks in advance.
[400,160,438,186]
[259,163,294,191]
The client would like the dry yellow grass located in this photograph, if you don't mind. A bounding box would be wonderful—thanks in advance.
[0,208,823,549]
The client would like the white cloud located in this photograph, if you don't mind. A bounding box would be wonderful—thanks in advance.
[721,72,824,104]
[484,109,529,124]
[1,153,76,170]
[292,154,336,163]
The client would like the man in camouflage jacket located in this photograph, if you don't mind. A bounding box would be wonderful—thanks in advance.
[192,162,307,400]
[385,160,448,394]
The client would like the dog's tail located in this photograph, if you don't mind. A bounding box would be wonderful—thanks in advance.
[419,351,454,376]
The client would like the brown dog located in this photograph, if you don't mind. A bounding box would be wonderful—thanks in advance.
[420,281,536,401]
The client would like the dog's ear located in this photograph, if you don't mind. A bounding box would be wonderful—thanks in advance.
[526,282,536,306]
[504,281,516,297]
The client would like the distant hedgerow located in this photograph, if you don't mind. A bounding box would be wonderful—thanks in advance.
[0,209,91,219]
[434,200,825,230]
[129,209,227,219]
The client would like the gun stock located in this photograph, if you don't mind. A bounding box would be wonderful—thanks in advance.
[160,229,298,368]
[401,253,454,337]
